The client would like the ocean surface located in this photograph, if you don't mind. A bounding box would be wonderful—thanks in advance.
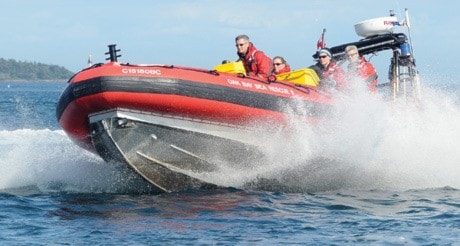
[0,81,459,245]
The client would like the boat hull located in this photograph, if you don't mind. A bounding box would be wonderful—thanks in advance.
[89,109,275,192]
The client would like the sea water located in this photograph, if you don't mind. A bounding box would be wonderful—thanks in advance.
[0,81,459,245]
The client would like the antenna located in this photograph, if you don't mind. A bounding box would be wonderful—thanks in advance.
[405,8,415,59]
[105,44,121,62]
[87,54,93,67]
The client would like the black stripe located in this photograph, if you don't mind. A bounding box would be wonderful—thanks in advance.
[56,76,330,120]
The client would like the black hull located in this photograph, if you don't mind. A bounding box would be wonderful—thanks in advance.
[89,109,270,192]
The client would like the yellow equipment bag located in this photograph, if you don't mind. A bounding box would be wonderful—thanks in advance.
[214,61,246,76]
[276,68,320,87]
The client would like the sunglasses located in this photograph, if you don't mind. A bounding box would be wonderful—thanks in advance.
[274,63,283,66]
[235,43,247,47]
[319,55,329,59]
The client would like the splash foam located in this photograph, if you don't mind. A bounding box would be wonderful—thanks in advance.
[0,129,150,194]
[209,83,460,192]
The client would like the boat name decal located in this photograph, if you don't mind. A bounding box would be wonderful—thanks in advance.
[227,79,295,95]
[121,68,162,75]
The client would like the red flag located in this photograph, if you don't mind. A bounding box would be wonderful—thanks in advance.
[316,28,326,50]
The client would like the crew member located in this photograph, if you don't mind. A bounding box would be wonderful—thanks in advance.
[235,34,271,79]
[309,48,346,90]
[345,45,378,92]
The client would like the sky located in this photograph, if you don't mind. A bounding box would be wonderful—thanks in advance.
[1,0,459,85]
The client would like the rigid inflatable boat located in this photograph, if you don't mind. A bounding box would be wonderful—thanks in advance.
[56,10,419,193]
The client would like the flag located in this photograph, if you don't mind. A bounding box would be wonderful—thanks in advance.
[316,28,326,50]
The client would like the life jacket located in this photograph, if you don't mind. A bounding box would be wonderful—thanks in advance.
[312,61,346,90]
[246,49,260,74]
[347,57,378,92]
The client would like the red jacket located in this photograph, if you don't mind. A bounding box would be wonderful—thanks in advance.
[272,64,291,75]
[238,42,271,79]
[310,61,346,90]
[347,57,378,92]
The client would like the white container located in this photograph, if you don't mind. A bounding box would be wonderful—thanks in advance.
[354,16,398,38]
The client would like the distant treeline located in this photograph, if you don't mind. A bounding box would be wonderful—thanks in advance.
[0,58,74,81]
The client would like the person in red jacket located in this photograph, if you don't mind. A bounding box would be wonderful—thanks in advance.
[345,45,378,92]
[235,34,271,79]
[309,48,346,90]
[271,56,291,75]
